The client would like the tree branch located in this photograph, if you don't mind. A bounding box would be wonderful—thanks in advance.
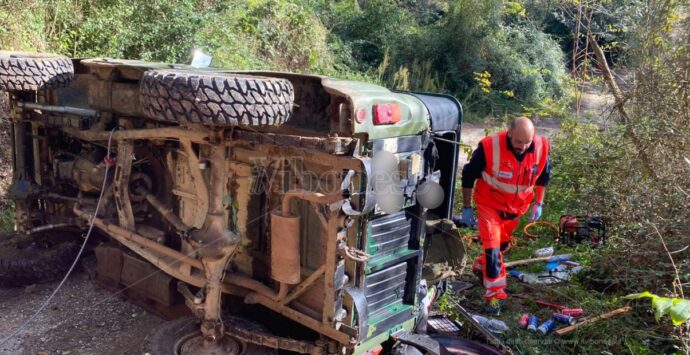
[588,33,660,180]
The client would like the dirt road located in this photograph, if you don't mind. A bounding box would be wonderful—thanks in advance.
[0,94,166,354]
[0,263,165,355]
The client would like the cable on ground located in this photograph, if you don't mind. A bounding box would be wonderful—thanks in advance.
[0,126,118,346]
[523,221,559,239]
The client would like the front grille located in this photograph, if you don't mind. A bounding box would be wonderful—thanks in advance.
[366,211,411,260]
[364,262,407,318]
[358,209,420,340]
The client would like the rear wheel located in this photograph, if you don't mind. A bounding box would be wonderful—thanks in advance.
[0,51,74,91]
[0,230,81,287]
[140,69,294,128]
[142,316,276,355]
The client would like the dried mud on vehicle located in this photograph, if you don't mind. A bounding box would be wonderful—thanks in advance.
[0,51,466,355]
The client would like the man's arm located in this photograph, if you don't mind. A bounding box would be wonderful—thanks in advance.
[463,188,473,208]
[530,158,550,221]
[534,158,550,204]
[453,143,486,228]
[461,142,487,207]
[534,186,546,205]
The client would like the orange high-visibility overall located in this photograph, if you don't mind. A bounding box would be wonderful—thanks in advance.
[471,131,549,301]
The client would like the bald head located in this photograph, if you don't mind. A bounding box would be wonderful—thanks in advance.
[507,116,535,155]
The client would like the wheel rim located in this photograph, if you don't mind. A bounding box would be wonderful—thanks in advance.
[175,332,241,355]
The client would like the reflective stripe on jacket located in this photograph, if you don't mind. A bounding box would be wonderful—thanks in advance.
[474,131,549,214]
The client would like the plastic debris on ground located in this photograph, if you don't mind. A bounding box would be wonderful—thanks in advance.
[509,269,538,284]
[533,247,554,258]
[471,314,510,334]
[518,314,529,328]
[529,266,584,285]
[427,316,462,336]
[509,255,584,285]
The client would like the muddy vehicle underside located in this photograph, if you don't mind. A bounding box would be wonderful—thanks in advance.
[1,52,465,354]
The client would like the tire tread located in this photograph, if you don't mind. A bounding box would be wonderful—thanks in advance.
[140,69,294,128]
[0,52,74,91]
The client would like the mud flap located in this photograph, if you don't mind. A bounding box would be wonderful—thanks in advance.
[422,219,467,284]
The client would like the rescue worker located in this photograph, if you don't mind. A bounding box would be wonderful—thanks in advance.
[454,117,550,315]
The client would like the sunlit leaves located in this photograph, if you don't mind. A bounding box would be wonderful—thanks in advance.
[625,292,690,326]
[504,1,527,16]
[474,71,492,93]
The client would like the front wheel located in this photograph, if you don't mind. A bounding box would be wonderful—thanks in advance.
[142,316,276,355]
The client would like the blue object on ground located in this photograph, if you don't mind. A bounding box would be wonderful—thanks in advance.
[545,261,559,271]
[547,255,570,262]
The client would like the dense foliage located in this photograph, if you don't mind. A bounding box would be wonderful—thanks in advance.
[543,1,690,348]
[0,0,572,117]
[546,0,689,294]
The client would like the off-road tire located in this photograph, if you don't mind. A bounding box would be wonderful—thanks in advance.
[142,316,276,355]
[0,51,74,91]
[0,232,80,287]
[140,69,294,127]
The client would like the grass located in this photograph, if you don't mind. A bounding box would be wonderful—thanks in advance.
[441,216,683,354]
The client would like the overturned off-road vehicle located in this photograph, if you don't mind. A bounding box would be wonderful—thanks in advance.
[0,51,465,354]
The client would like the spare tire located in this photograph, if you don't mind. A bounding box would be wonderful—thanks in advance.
[140,69,294,127]
[0,51,74,91]
[0,230,81,287]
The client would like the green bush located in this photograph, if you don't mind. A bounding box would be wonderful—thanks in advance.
[546,119,626,221]
[488,25,566,102]
[439,2,569,116]
[364,0,570,116]
[77,0,207,63]
[0,0,571,116]
[0,0,208,63]
[0,2,54,52]
[329,0,418,70]
[546,115,690,294]
[200,0,335,72]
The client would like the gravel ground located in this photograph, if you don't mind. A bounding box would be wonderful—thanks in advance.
[0,94,165,355]
[0,262,165,355]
